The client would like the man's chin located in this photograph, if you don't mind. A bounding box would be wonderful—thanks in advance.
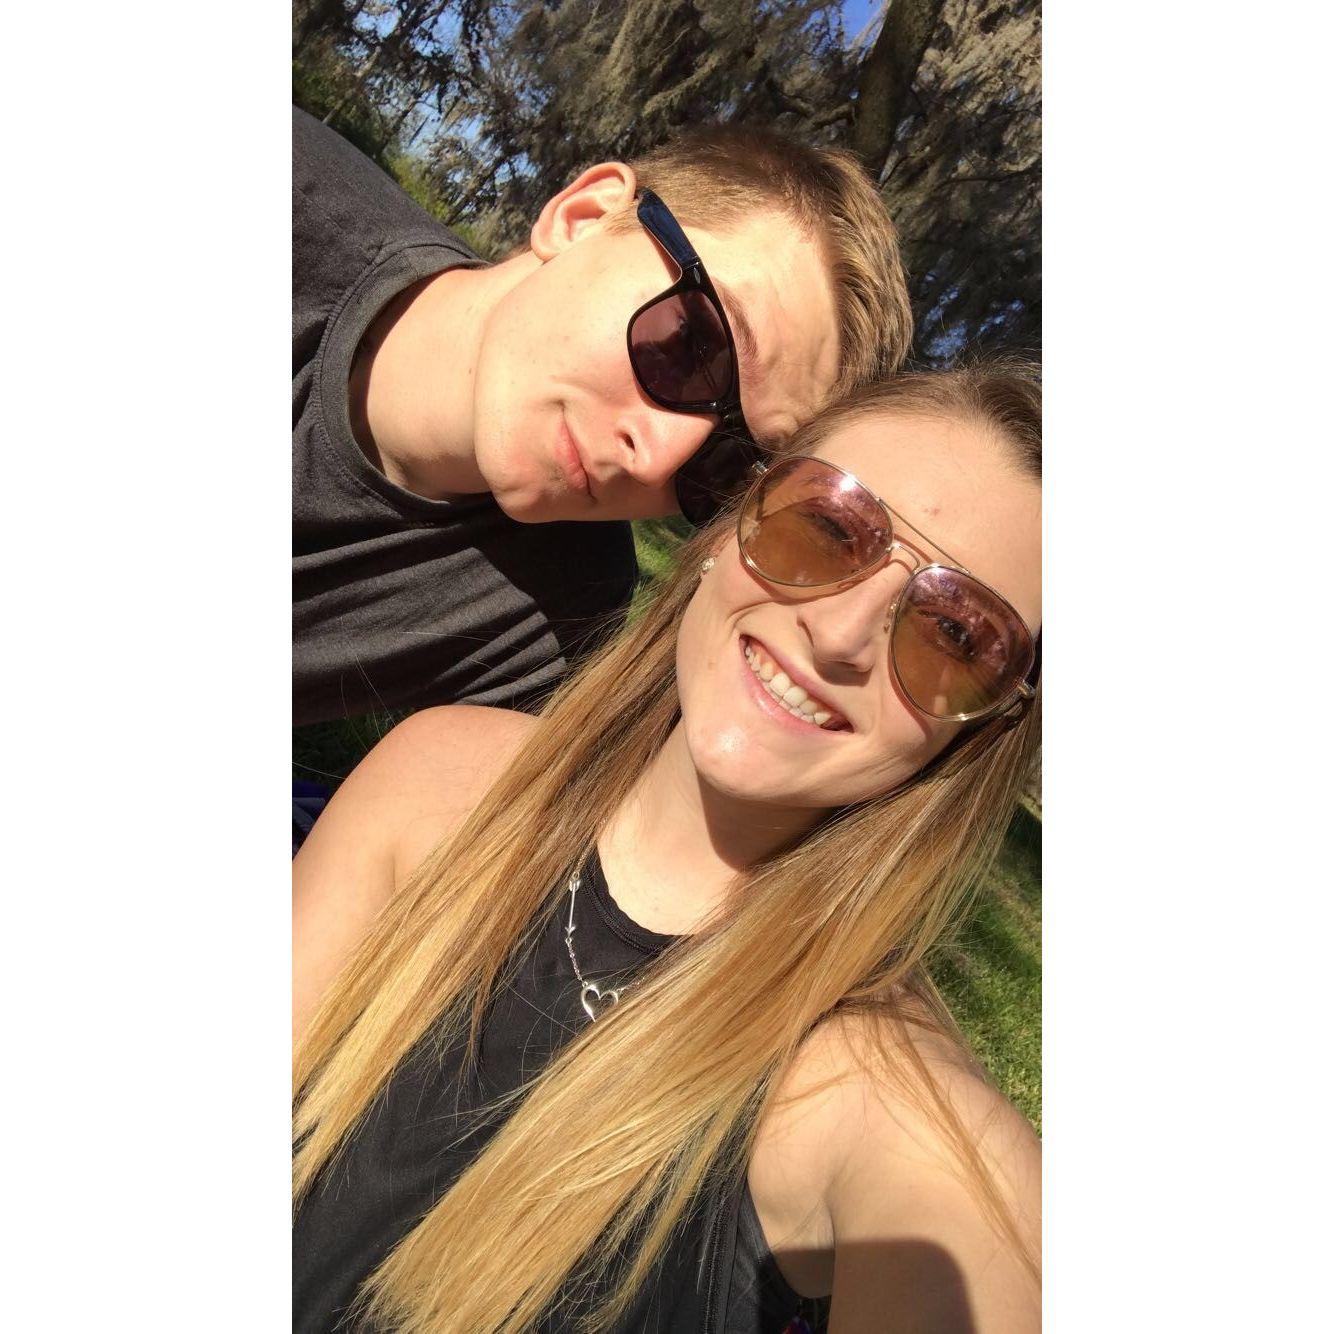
[490,478,587,524]
[491,486,553,524]
[488,469,682,524]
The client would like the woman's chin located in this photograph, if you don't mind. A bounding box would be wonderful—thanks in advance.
[685,722,820,808]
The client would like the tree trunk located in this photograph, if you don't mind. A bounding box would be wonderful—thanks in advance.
[850,0,947,180]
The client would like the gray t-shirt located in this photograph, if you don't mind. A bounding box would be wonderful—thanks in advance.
[293,107,637,726]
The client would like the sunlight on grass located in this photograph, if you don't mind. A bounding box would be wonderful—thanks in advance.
[933,806,1042,1130]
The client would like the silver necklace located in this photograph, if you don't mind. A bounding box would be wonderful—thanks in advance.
[563,870,634,1022]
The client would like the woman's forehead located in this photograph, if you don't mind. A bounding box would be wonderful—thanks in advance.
[814,411,1043,623]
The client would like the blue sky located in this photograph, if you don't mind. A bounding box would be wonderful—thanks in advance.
[840,0,883,45]
[363,1,884,56]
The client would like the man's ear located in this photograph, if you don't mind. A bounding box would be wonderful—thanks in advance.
[529,162,638,261]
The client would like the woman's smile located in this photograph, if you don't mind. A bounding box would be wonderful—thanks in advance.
[738,634,852,733]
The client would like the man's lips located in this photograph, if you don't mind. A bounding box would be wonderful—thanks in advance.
[554,412,592,498]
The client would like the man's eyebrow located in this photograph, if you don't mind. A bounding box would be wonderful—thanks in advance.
[712,279,786,447]
[712,279,762,378]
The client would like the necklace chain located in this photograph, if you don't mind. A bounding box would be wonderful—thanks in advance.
[564,870,635,1022]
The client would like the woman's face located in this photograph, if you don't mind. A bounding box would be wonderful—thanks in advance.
[675,410,1042,809]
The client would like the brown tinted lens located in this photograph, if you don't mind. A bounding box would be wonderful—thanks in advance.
[739,457,890,585]
[892,566,1034,719]
[629,291,733,405]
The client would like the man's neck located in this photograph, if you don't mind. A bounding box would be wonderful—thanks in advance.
[347,252,539,500]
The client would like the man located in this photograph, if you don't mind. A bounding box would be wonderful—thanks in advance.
[293,106,912,726]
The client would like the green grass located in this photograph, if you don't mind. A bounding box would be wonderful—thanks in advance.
[630,517,693,617]
[932,805,1042,1130]
[295,526,1041,1130]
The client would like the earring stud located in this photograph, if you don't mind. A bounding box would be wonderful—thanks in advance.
[700,557,716,576]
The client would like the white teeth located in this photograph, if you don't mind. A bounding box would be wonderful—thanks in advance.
[742,639,844,731]
[743,645,775,681]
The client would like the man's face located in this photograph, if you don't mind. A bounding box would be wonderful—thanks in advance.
[471,175,842,523]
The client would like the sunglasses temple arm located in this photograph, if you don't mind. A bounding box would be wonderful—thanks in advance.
[1004,679,1037,721]
[637,190,700,267]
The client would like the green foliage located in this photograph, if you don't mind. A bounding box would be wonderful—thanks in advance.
[293,710,407,788]
[436,0,854,252]
[292,52,397,169]
[383,151,486,253]
[629,516,693,620]
[882,0,1042,359]
[292,1,1041,359]
[383,150,450,215]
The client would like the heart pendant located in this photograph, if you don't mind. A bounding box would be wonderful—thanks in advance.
[580,981,620,1021]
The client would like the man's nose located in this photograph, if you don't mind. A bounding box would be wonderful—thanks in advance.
[617,410,717,489]
[795,562,911,676]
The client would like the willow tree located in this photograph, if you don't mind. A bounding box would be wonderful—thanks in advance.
[292,0,1042,360]
[874,0,1042,360]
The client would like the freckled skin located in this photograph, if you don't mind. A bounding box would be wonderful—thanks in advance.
[674,412,1041,810]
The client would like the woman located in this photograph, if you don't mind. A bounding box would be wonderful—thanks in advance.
[294,364,1043,1334]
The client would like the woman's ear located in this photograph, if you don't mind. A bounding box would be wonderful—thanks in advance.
[529,162,638,261]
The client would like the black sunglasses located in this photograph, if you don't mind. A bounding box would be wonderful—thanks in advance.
[628,189,765,526]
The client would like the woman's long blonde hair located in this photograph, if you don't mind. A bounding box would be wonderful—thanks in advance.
[295,365,1043,1333]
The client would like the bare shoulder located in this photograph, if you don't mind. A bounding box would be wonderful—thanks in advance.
[298,704,538,882]
[753,1008,1039,1329]
[366,704,540,878]
[809,1008,1041,1332]
[293,705,538,1041]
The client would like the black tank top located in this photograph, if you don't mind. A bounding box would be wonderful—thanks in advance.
[294,850,831,1333]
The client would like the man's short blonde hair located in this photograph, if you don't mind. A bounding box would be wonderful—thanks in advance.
[610,125,913,399]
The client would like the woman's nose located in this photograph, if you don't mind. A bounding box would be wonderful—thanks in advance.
[795,561,910,676]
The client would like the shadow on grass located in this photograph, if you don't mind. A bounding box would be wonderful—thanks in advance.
[293,709,406,788]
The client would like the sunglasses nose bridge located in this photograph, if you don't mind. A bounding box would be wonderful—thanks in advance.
[885,539,923,574]
[877,548,923,632]
[873,541,922,619]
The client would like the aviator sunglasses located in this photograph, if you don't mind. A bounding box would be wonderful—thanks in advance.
[627,189,765,526]
[737,455,1039,723]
